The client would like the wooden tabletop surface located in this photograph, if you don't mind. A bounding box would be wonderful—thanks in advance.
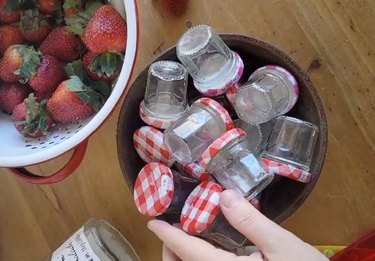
[1,0,374,260]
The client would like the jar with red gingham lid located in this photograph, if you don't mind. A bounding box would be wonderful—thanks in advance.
[133,162,197,217]
[180,181,247,249]
[164,97,233,164]
[200,128,274,200]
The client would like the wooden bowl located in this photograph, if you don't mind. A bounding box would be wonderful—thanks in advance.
[117,34,328,224]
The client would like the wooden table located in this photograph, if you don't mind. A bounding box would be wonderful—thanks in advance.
[1,0,374,260]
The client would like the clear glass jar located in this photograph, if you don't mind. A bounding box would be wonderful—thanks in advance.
[262,116,318,171]
[176,25,239,95]
[134,162,197,217]
[234,65,299,125]
[140,60,189,129]
[164,98,233,164]
[46,219,139,261]
[200,128,273,199]
[180,181,246,249]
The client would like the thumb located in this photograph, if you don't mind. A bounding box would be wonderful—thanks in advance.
[220,190,300,254]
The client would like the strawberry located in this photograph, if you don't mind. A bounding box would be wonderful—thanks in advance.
[159,0,189,16]
[19,9,51,43]
[82,51,122,82]
[0,82,30,114]
[0,0,21,23]
[0,25,23,54]
[0,44,41,83]
[12,93,53,138]
[39,27,81,62]
[28,54,67,93]
[47,76,111,123]
[37,0,58,14]
[82,5,126,54]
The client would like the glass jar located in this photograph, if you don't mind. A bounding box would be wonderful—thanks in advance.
[140,60,189,129]
[261,116,318,183]
[134,162,197,217]
[176,25,243,96]
[234,119,263,154]
[200,128,274,200]
[234,65,299,125]
[46,219,139,261]
[180,181,247,249]
[164,97,233,164]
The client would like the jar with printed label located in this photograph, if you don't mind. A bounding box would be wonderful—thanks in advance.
[45,219,140,261]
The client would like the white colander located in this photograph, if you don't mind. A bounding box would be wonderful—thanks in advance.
[0,0,139,184]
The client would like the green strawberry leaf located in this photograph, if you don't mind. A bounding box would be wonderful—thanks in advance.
[90,52,123,77]
[17,45,41,79]
[66,75,85,92]
[85,1,102,16]
[4,0,20,12]
[90,80,111,96]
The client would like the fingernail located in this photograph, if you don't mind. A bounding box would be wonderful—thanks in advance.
[147,219,170,232]
[220,189,242,208]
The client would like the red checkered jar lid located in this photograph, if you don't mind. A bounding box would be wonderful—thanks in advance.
[133,126,175,167]
[180,181,222,234]
[261,157,312,183]
[199,128,246,169]
[191,98,234,131]
[134,162,175,216]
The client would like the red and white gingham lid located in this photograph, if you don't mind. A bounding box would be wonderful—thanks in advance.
[192,97,234,131]
[134,162,175,216]
[181,162,211,182]
[133,126,175,167]
[139,102,179,130]
[200,128,246,169]
[261,157,312,183]
[180,181,222,234]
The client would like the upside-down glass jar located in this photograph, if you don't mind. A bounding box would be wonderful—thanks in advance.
[200,128,274,199]
[133,162,197,217]
[176,24,244,96]
[139,60,189,129]
[180,181,247,249]
[261,116,319,183]
[234,65,299,125]
[164,97,233,164]
[46,219,140,261]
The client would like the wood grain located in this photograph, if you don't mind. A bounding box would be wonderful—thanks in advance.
[0,0,374,259]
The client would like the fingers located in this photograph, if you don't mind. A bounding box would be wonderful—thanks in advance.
[220,190,299,254]
[162,244,179,261]
[148,219,237,261]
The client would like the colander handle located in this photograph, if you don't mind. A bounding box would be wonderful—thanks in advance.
[8,140,88,184]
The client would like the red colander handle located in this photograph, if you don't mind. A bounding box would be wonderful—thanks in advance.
[8,140,88,184]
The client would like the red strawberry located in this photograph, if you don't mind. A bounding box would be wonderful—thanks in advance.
[20,9,51,43]
[39,27,81,62]
[0,25,23,54]
[34,90,53,100]
[28,55,67,93]
[46,76,94,123]
[82,5,126,54]
[0,82,30,114]
[159,0,189,16]
[37,0,58,14]
[12,93,53,138]
[0,0,21,23]
[0,44,41,83]
[82,51,122,82]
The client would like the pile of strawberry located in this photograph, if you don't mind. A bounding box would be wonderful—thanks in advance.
[0,0,127,138]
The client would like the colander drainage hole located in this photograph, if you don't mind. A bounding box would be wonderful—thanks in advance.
[67,131,71,134]
[78,124,83,128]
[41,146,47,149]
[40,141,45,145]
[60,137,65,140]
[49,141,54,144]
[25,144,31,147]
[74,130,79,133]
[53,135,59,139]
[31,147,37,150]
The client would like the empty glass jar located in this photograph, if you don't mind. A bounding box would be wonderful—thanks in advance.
[140,60,189,129]
[47,219,139,261]
[200,128,273,199]
[176,25,243,96]
[261,116,319,183]
[234,65,299,125]
[180,181,247,249]
[134,162,197,217]
[164,97,233,164]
